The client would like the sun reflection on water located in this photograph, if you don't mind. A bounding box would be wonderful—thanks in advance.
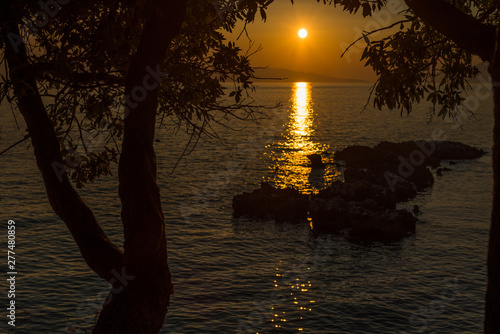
[265,264,318,332]
[289,82,314,149]
[266,82,340,194]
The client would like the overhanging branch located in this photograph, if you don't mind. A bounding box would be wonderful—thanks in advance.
[404,0,496,61]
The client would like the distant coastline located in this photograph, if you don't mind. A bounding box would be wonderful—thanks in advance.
[253,67,368,83]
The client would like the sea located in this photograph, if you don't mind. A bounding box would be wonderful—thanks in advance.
[0,81,494,333]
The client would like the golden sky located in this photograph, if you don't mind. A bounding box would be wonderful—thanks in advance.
[225,0,408,81]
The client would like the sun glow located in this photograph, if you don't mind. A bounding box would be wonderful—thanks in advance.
[298,29,308,38]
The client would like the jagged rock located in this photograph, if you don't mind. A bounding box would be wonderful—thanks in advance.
[307,154,325,168]
[335,145,399,169]
[232,182,309,222]
[427,141,485,160]
[309,198,351,232]
[343,166,425,199]
[374,141,441,168]
[334,140,486,195]
[362,198,381,212]
[310,197,416,242]
[315,180,396,210]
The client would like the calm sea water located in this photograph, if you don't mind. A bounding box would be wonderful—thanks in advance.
[0,82,494,333]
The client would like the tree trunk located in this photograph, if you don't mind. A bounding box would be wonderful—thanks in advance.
[0,3,123,283]
[485,22,500,334]
[2,0,187,332]
[92,1,187,333]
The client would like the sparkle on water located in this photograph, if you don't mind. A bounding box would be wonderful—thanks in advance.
[266,82,340,193]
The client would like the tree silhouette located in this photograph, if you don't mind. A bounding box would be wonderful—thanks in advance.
[0,0,271,332]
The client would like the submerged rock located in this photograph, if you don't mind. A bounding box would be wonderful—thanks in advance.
[232,182,309,222]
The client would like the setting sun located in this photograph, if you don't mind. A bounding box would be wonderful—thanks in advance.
[298,28,308,38]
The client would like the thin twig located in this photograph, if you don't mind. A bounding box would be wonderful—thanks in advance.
[341,19,413,58]
[0,134,30,157]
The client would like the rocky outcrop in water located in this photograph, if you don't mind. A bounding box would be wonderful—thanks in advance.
[335,141,484,169]
[232,182,310,222]
[232,141,485,243]
[309,194,417,239]
[334,140,484,199]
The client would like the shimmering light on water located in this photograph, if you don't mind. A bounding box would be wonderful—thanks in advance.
[269,265,317,331]
[290,82,312,142]
[266,82,340,193]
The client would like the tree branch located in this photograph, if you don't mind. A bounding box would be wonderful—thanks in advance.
[0,134,30,156]
[404,0,496,61]
[341,19,413,58]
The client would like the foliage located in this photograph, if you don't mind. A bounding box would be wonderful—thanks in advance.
[315,0,387,17]
[332,0,498,118]
[0,0,274,187]
[363,17,480,118]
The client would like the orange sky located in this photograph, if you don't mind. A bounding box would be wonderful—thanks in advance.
[225,0,408,81]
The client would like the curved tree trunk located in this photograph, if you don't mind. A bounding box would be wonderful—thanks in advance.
[0,3,123,283]
[485,22,500,334]
[2,0,187,332]
[92,1,187,333]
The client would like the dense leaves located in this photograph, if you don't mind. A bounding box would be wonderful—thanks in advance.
[315,0,386,17]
